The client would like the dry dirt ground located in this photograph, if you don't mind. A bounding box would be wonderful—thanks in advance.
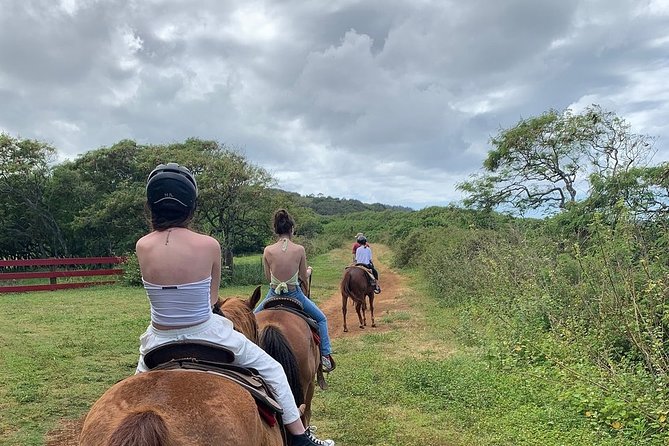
[45,255,408,446]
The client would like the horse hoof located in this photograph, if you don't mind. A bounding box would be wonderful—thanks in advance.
[372,324,376,327]
[359,325,364,329]
[343,328,348,332]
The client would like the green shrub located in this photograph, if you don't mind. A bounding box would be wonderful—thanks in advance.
[120,252,141,286]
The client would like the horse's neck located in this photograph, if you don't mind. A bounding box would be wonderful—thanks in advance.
[221,302,259,344]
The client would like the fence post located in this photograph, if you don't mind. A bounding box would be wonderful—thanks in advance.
[49,264,57,286]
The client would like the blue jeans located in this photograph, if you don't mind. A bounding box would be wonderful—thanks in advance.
[254,287,333,356]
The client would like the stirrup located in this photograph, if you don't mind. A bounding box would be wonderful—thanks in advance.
[321,354,335,373]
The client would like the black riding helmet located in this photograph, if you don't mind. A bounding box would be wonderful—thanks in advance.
[357,235,367,245]
[146,162,198,210]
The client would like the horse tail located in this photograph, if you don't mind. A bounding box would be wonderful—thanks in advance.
[107,409,173,446]
[341,269,353,299]
[259,325,304,406]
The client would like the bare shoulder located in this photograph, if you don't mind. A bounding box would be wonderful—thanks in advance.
[135,233,153,251]
[185,231,219,250]
[200,233,221,248]
[136,234,147,248]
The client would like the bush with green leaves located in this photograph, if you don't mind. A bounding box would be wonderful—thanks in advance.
[369,205,669,442]
[120,252,141,286]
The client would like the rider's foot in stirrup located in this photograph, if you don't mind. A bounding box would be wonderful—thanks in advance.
[292,427,335,446]
[321,354,335,372]
[374,283,381,294]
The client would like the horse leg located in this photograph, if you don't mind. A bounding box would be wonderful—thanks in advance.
[369,293,376,328]
[342,293,349,332]
[361,299,367,327]
[355,301,365,329]
[303,381,315,427]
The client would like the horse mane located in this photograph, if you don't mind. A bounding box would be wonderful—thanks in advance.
[259,325,304,406]
[218,297,259,344]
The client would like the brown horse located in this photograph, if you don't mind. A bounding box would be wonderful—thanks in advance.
[256,302,323,427]
[340,266,376,332]
[79,286,284,446]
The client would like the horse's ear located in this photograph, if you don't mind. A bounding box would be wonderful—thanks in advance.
[249,285,262,309]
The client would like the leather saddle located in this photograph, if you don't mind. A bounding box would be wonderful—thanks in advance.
[144,340,283,422]
[263,296,319,333]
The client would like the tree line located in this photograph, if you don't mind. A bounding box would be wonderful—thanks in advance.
[0,136,322,262]
[4,103,666,260]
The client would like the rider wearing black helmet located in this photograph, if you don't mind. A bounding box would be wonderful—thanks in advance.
[135,162,335,446]
[354,234,381,294]
[145,163,198,230]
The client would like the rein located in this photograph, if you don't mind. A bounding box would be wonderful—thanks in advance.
[307,271,312,298]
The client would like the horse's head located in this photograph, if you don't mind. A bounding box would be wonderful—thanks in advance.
[215,285,262,344]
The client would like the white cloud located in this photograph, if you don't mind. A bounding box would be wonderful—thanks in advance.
[0,0,668,209]
[229,4,280,43]
[51,119,80,133]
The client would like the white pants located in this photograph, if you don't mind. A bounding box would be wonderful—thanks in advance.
[136,314,300,424]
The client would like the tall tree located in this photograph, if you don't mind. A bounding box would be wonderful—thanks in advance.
[194,148,276,260]
[50,138,277,258]
[458,105,655,214]
[49,139,147,256]
[0,134,66,257]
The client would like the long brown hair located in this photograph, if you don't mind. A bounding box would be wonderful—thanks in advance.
[144,203,194,231]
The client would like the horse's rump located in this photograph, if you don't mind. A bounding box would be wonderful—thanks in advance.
[341,267,371,308]
[80,289,282,446]
[80,370,281,446]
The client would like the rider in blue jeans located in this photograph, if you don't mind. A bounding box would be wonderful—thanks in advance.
[254,209,335,373]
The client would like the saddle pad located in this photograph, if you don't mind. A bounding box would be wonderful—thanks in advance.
[152,361,283,415]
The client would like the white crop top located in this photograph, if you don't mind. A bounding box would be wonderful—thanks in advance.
[355,245,372,264]
[143,276,212,327]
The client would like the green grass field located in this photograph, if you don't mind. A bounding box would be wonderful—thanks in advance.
[0,247,638,445]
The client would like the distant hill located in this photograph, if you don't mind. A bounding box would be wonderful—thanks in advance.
[278,190,413,215]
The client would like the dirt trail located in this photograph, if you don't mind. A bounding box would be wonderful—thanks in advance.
[45,246,407,446]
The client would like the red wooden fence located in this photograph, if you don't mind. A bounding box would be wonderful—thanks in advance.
[0,257,125,293]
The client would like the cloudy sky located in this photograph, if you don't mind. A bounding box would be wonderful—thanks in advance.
[1,0,668,209]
